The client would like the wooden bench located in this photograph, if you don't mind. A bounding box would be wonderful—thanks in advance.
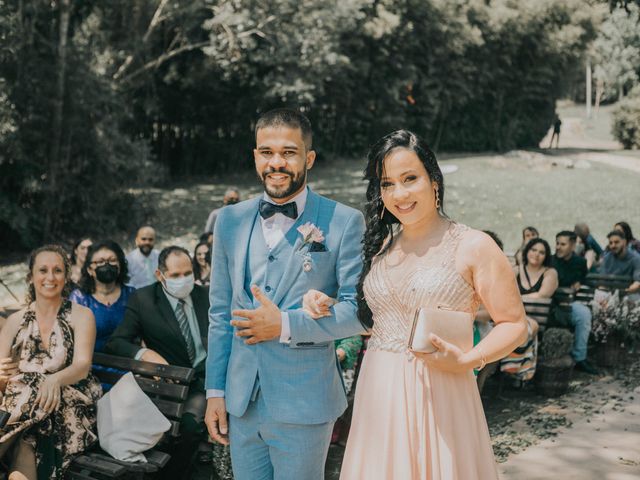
[584,274,633,293]
[68,353,195,479]
[522,297,553,335]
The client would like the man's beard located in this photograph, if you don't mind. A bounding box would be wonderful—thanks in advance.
[260,166,306,199]
[138,245,152,256]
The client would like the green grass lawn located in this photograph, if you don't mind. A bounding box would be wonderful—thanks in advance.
[140,150,638,255]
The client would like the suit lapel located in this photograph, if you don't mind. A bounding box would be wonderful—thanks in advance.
[233,198,260,306]
[272,189,321,306]
[153,284,184,346]
[191,287,209,351]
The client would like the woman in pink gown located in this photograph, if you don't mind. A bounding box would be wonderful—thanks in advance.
[307,130,527,479]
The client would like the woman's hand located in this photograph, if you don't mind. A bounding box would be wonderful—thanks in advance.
[35,375,62,414]
[302,289,336,319]
[0,357,19,378]
[414,334,474,374]
[0,357,19,392]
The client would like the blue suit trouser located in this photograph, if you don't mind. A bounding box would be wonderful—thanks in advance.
[228,389,333,480]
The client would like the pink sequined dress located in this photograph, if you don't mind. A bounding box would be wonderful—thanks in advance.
[340,223,499,480]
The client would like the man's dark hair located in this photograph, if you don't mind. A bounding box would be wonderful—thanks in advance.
[255,108,313,149]
[158,246,191,273]
[482,230,504,251]
[607,230,626,241]
[556,230,577,242]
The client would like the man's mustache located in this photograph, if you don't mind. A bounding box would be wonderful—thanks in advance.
[262,168,295,180]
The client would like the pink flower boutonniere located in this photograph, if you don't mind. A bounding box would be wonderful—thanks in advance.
[297,223,326,271]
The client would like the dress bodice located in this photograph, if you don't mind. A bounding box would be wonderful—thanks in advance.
[364,222,479,353]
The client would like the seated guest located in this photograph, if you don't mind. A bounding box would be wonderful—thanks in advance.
[193,241,211,286]
[70,237,92,285]
[574,223,602,270]
[204,188,241,234]
[126,226,160,289]
[331,335,363,444]
[515,226,539,266]
[70,241,135,352]
[501,238,559,382]
[0,245,102,478]
[600,230,640,300]
[105,246,232,480]
[200,232,213,250]
[551,231,598,374]
[614,221,640,255]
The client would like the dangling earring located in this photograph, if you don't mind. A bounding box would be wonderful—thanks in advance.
[435,188,441,210]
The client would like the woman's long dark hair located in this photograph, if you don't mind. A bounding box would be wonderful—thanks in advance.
[615,221,635,242]
[192,241,211,282]
[522,238,552,268]
[77,240,129,294]
[356,130,445,329]
[70,237,92,265]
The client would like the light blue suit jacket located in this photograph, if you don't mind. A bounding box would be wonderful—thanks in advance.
[206,189,366,424]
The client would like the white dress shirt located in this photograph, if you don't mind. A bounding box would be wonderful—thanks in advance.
[126,248,160,289]
[206,187,308,399]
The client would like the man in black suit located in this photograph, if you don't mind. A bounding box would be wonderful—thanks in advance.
[106,246,209,479]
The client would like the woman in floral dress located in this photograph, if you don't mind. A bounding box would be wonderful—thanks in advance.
[0,245,102,479]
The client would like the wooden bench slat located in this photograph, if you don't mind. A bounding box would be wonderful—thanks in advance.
[93,353,194,383]
[93,370,190,402]
[150,397,185,420]
[72,454,128,476]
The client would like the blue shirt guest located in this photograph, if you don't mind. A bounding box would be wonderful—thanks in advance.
[69,240,134,352]
[125,226,160,289]
[600,230,640,299]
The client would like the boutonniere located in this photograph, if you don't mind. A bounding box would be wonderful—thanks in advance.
[297,223,326,272]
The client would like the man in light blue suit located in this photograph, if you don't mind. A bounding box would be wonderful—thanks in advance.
[204,108,366,480]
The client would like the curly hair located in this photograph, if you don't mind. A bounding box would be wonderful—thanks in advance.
[25,245,72,304]
[77,240,129,294]
[357,130,445,329]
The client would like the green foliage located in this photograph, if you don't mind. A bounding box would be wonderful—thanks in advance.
[0,1,151,249]
[592,3,640,102]
[612,85,640,148]
[540,328,574,360]
[0,0,600,249]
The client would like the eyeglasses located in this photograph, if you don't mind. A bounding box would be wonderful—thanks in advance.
[91,258,119,267]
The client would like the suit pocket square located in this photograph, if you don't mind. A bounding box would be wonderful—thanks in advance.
[308,242,327,253]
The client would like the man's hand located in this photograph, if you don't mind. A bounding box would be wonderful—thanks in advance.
[140,350,169,365]
[205,397,229,445]
[231,285,282,345]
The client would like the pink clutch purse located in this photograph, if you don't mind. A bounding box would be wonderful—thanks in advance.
[408,306,474,354]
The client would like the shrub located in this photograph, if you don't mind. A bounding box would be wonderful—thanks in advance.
[612,86,640,149]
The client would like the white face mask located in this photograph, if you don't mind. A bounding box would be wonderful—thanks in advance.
[162,273,195,299]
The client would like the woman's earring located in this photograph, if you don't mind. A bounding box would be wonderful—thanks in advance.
[435,189,441,210]
[379,205,387,221]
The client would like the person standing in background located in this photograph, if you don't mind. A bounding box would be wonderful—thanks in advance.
[204,188,241,235]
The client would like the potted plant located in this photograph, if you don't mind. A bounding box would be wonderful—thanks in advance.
[535,328,575,397]
[591,292,640,367]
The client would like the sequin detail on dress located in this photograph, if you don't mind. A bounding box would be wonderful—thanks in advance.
[365,223,479,353]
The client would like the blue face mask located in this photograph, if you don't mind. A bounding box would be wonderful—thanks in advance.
[161,274,195,299]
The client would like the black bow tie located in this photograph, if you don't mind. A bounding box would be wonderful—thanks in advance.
[259,199,298,220]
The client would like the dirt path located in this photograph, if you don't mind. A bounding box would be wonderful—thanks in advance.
[499,378,640,479]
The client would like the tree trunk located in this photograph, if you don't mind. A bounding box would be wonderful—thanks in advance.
[43,0,71,240]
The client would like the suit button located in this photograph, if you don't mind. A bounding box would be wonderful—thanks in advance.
[268,255,275,262]
[265,286,272,292]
